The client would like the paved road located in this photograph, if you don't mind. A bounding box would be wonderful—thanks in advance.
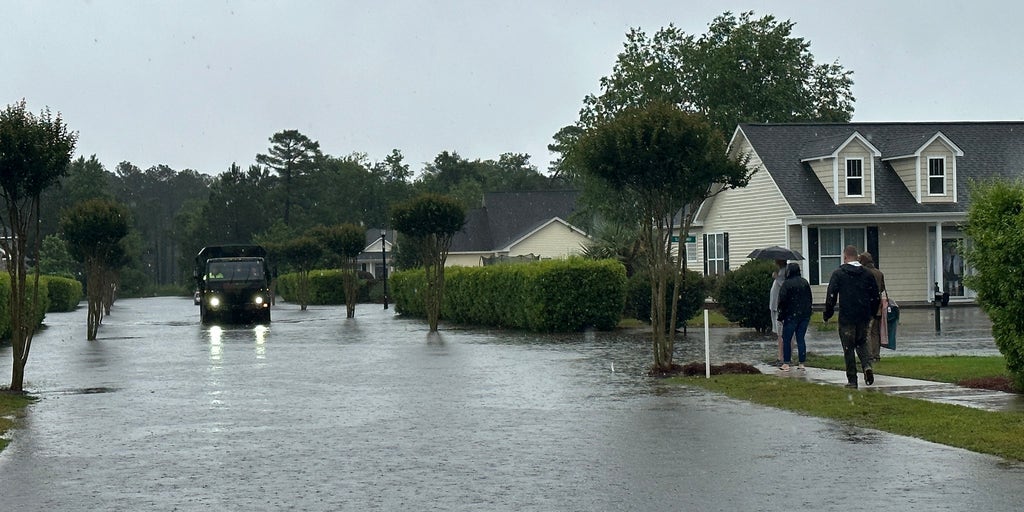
[1,298,1021,511]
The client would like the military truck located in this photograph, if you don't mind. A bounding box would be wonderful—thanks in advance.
[194,245,273,324]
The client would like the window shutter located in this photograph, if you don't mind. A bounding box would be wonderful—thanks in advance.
[723,232,729,272]
[867,226,879,268]
[808,228,820,285]
[703,234,709,275]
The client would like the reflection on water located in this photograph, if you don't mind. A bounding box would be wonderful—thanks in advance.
[205,324,271,362]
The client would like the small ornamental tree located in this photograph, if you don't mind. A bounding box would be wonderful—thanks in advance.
[962,180,1024,389]
[60,199,131,340]
[0,100,77,391]
[279,235,323,311]
[391,193,465,332]
[310,223,366,318]
[574,101,751,374]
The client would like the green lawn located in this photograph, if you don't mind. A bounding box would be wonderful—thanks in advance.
[0,392,34,453]
[805,354,1011,384]
[675,355,1024,461]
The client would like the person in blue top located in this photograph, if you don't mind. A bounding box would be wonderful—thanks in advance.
[823,245,880,388]
[777,262,812,372]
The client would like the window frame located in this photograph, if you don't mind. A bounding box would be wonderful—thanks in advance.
[816,226,867,283]
[928,156,946,196]
[706,232,727,276]
[845,158,864,197]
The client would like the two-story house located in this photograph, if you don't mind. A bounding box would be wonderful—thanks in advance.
[694,122,1024,304]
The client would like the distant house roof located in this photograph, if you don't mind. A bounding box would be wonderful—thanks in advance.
[736,122,1024,217]
[449,190,582,252]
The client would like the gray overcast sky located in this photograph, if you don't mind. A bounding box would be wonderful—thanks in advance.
[4,0,1023,176]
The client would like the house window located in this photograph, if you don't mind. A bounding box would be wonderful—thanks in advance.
[928,157,946,195]
[706,233,727,276]
[686,237,698,265]
[818,227,866,282]
[845,158,863,197]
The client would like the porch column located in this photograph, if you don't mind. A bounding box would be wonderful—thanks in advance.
[934,222,944,295]
[800,225,808,258]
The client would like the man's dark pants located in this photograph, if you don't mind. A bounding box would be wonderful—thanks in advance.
[838,322,873,384]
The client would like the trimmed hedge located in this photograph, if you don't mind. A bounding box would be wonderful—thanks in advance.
[0,273,55,341]
[392,258,627,332]
[42,275,83,312]
[277,269,371,305]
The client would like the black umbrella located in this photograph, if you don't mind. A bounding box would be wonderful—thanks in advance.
[747,246,804,261]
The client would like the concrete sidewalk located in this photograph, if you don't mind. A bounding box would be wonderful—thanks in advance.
[743,305,1024,413]
[756,363,1024,413]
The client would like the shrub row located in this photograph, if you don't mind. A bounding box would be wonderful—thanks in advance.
[391,258,627,332]
[277,269,373,305]
[0,274,80,341]
[43,275,83,312]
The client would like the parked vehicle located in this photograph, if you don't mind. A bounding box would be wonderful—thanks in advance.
[194,245,273,324]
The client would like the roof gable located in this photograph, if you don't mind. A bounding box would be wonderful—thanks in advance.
[449,190,582,252]
[799,131,881,162]
[737,122,1024,216]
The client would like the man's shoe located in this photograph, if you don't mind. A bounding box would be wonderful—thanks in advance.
[865,369,874,385]
[844,382,858,389]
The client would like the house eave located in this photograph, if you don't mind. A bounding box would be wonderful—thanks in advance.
[791,212,966,225]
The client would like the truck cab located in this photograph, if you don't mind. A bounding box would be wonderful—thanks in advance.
[194,245,272,325]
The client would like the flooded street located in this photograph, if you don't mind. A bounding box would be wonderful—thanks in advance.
[1,297,1021,511]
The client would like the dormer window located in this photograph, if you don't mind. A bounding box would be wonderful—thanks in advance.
[846,158,864,196]
[928,157,946,195]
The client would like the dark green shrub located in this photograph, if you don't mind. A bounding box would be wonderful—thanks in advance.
[524,259,626,331]
[625,269,708,329]
[42,276,83,312]
[277,269,370,305]
[390,269,426,317]
[963,179,1024,389]
[713,259,776,333]
[0,273,49,341]
[392,259,626,332]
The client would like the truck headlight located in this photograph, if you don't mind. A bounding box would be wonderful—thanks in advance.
[254,295,264,305]
[209,297,220,308]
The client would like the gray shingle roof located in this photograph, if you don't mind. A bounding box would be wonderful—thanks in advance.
[738,122,1024,216]
[449,190,581,252]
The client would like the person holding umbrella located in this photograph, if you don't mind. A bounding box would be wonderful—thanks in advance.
[748,246,805,366]
[777,262,812,371]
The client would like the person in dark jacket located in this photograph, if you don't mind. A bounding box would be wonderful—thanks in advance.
[824,245,880,388]
[777,262,812,372]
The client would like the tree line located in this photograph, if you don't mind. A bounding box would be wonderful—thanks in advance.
[36,139,563,295]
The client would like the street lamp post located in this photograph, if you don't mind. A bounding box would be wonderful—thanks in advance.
[381,229,389,310]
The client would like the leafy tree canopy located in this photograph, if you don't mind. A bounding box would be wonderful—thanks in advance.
[580,11,854,135]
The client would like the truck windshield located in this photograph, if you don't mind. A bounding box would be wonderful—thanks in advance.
[206,261,264,281]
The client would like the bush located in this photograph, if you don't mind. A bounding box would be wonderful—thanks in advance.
[392,258,627,332]
[0,273,49,341]
[625,269,709,329]
[41,276,83,312]
[963,179,1024,390]
[713,259,776,333]
[278,269,372,305]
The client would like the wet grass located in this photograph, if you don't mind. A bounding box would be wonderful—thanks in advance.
[676,374,1024,462]
[0,391,35,453]
[805,354,1014,389]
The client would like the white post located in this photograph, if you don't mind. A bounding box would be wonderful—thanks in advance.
[704,308,711,378]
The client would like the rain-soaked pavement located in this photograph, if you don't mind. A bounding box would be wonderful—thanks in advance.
[1,298,1022,511]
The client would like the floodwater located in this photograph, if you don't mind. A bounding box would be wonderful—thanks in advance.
[0,298,1020,511]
